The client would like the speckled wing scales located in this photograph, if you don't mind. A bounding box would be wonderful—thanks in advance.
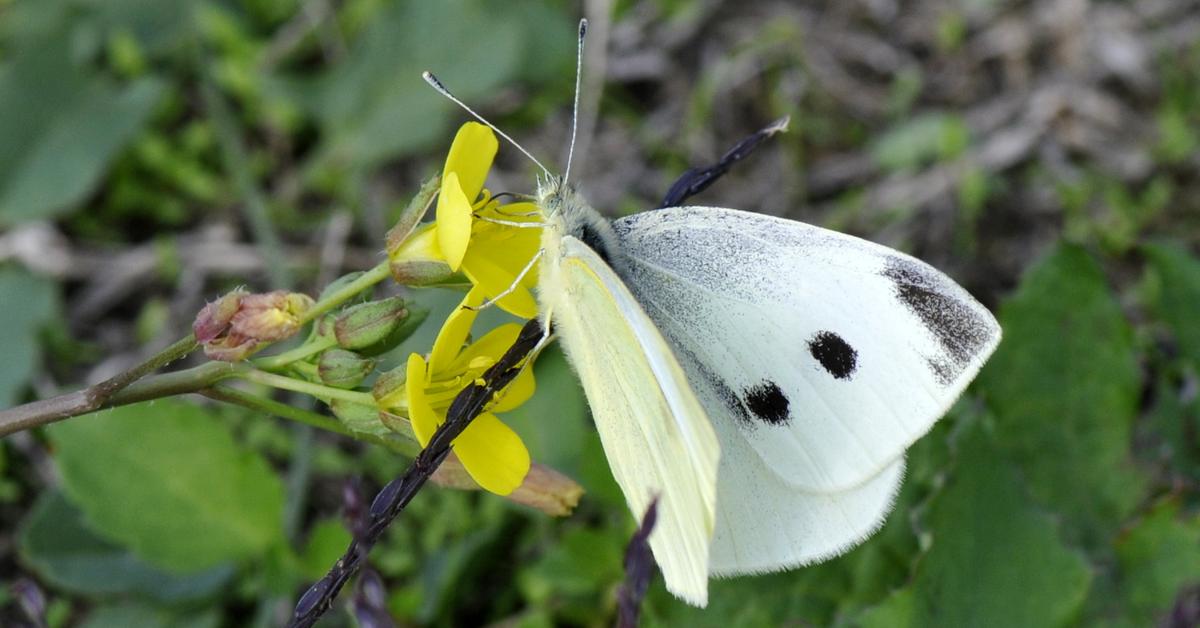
[551,236,721,605]
[612,206,999,494]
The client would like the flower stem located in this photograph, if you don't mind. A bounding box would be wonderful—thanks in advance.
[302,262,392,324]
[0,355,235,439]
[200,385,415,455]
[237,369,377,406]
[0,335,204,437]
[253,336,338,371]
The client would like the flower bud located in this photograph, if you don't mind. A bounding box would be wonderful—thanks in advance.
[194,289,314,361]
[193,288,247,343]
[317,349,376,389]
[371,364,407,409]
[334,296,409,350]
[231,291,314,342]
[329,399,389,437]
[432,455,585,516]
[387,227,455,286]
[385,175,440,254]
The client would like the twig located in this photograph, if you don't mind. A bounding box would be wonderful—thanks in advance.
[0,335,200,437]
[286,319,545,627]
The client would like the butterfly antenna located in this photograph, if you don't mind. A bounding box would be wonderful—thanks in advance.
[421,71,552,178]
[563,18,588,183]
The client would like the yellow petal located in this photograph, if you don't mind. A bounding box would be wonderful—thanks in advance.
[389,223,438,262]
[429,287,484,374]
[491,363,535,412]
[443,122,498,202]
[436,172,473,271]
[461,254,539,319]
[406,354,439,446]
[451,323,521,372]
[453,413,531,495]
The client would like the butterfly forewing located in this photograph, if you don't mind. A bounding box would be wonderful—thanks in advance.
[546,236,721,606]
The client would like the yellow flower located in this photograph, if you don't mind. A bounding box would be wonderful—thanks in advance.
[389,122,543,318]
[385,287,534,495]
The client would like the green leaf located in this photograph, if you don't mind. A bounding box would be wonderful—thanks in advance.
[978,243,1143,546]
[79,602,219,628]
[18,491,233,601]
[298,518,352,580]
[48,400,286,572]
[269,0,570,168]
[871,113,970,171]
[0,28,164,224]
[0,266,59,406]
[1143,243,1200,366]
[518,527,625,623]
[858,422,1093,627]
[1111,501,1200,623]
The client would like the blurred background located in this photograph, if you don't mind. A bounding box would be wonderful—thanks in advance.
[2,0,1200,625]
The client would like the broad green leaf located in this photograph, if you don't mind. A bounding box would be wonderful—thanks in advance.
[518,527,625,624]
[1111,501,1200,624]
[0,28,164,224]
[1143,243,1200,365]
[18,492,233,601]
[79,602,218,628]
[0,266,59,407]
[268,0,571,168]
[858,422,1092,627]
[978,243,1142,546]
[1143,375,1200,481]
[48,401,286,572]
[298,518,352,580]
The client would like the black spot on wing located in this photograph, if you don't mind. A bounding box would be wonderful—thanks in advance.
[882,257,994,384]
[808,331,858,380]
[743,381,790,425]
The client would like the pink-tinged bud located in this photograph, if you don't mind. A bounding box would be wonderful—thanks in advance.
[201,334,258,362]
[193,289,247,343]
[432,454,584,516]
[194,289,314,361]
[229,291,315,342]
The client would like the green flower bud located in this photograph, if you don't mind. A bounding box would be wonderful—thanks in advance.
[317,349,376,389]
[371,364,407,409]
[329,399,390,438]
[333,296,409,350]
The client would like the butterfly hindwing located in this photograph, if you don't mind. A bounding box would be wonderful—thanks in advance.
[611,206,1001,494]
[547,236,721,605]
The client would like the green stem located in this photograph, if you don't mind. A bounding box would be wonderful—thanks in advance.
[0,336,205,437]
[253,336,338,370]
[302,261,392,324]
[237,369,377,406]
[201,385,415,455]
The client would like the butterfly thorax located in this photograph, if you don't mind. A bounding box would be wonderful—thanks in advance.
[535,176,620,328]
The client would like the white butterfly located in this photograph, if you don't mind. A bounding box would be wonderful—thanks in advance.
[425,19,1001,608]
[535,180,1000,606]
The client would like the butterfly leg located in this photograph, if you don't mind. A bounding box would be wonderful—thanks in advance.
[462,249,544,312]
[475,215,548,228]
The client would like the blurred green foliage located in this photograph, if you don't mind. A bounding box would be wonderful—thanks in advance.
[0,0,1199,626]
